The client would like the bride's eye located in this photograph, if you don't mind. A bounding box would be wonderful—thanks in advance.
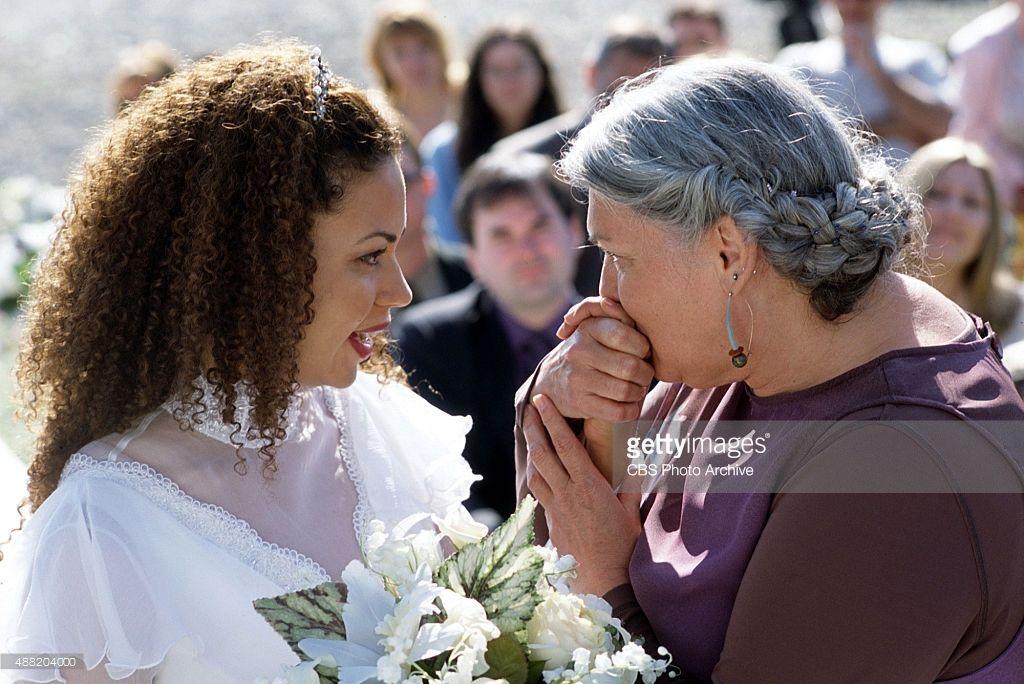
[359,249,386,267]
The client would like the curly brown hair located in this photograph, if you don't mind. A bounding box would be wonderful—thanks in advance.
[11,39,406,532]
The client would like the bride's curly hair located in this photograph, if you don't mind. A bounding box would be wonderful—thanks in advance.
[11,39,406,527]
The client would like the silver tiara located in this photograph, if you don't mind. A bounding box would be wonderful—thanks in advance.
[309,47,332,122]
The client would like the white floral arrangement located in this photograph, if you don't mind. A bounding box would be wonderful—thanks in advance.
[0,176,61,314]
[253,497,674,684]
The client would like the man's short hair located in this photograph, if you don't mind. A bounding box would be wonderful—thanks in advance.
[592,18,670,69]
[455,152,576,245]
[667,1,725,33]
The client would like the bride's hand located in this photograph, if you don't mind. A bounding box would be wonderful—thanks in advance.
[530,297,654,422]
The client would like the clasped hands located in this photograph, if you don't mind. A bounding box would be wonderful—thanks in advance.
[522,296,655,596]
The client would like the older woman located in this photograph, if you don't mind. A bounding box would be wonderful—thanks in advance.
[515,60,1024,681]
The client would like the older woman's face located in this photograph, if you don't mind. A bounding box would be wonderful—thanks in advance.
[923,161,991,273]
[588,195,732,386]
[296,158,412,388]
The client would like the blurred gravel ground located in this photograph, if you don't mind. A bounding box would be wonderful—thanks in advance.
[0,0,998,185]
[0,0,1001,462]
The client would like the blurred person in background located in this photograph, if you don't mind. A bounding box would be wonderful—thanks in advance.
[775,0,952,158]
[111,40,178,111]
[394,131,472,318]
[421,25,563,245]
[948,0,1024,277]
[903,138,1024,392]
[495,18,669,295]
[366,3,459,145]
[668,2,728,59]
[497,18,668,161]
[776,0,821,47]
[395,152,581,524]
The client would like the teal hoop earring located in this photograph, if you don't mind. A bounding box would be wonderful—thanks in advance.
[725,272,754,368]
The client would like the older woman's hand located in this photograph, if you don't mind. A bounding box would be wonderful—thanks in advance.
[530,297,654,422]
[524,393,643,596]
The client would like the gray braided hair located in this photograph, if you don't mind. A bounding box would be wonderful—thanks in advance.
[559,58,923,320]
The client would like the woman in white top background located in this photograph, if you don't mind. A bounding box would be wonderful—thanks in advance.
[0,39,478,682]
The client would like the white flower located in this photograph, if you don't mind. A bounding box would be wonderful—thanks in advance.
[432,505,488,549]
[376,565,446,683]
[255,656,324,684]
[536,543,578,594]
[580,594,629,645]
[298,560,397,684]
[363,514,444,592]
[436,590,501,679]
[527,592,609,670]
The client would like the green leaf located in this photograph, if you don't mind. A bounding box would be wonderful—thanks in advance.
[252,581,348,659]
[435,496,544,633]
[315,662,340,684]
[527,656,548,684]
[484,633,529,684]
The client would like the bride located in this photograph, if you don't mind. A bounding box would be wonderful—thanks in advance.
[0,40,479,683]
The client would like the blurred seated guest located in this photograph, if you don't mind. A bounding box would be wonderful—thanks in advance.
[394,132,472,317]
[366,3,459,145]
[497,18,668,160]
[948,1,1024,273]
[904,137,1024,346]
[395,152,581,521]
[775,0,952,157]
[421,25,563,245]
[111,40,178,111]
[496,18,669,295]
[668,2,728,59]
[777,0,821,48]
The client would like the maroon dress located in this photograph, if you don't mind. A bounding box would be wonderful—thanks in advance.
[515,315,1024,682]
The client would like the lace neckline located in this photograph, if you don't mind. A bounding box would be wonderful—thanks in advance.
[161,375,313,449]
[60,453,333,591]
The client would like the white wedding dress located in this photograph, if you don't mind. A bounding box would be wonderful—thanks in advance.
[0,372,478,683]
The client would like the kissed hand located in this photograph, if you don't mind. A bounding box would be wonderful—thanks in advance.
[530,297,654,423]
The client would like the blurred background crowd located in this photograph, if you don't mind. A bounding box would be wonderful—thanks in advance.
[2,0,1024,528]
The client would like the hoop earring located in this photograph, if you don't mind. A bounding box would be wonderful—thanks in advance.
[725,273,754,368]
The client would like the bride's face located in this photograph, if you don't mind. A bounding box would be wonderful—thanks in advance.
[297,158,412,388]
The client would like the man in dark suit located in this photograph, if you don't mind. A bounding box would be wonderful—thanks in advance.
[394,152,582,523]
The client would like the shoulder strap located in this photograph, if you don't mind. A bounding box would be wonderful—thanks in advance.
[105,411,162,462]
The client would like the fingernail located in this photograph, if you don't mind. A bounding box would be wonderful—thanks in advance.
[531,394,545,408]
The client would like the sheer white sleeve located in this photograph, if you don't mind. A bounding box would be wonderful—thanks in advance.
[338,372,478,534]
[0,461,307,683]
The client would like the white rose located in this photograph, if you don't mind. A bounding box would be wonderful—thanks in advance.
[363,518,443,591]
[433,505,488,549]
[527,593,607,670]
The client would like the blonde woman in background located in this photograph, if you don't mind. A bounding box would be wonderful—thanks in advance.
[366,3,460,144]
[904,137,1024,348]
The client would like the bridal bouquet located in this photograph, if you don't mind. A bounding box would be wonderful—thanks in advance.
[253,497,674,684]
